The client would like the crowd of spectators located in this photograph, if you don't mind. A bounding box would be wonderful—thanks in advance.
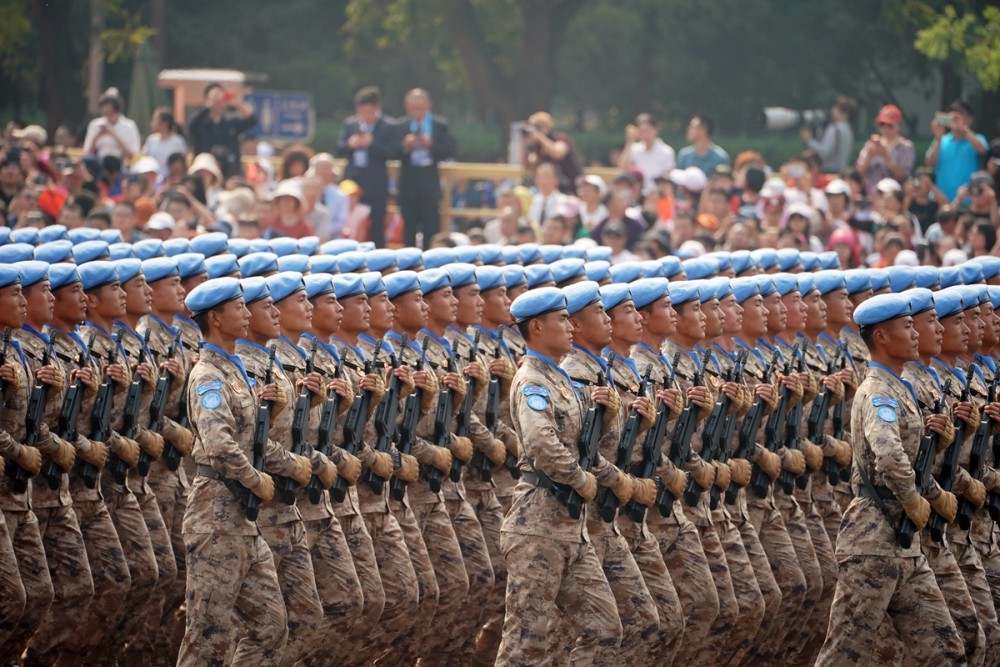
[4,84,1000,269]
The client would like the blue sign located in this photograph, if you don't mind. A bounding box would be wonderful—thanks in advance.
[246,91,314,142]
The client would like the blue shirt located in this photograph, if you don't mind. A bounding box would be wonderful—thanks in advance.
[932,131,987,200]
[677,143,730,174]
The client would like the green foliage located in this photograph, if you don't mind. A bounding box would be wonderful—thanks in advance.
[0,0,32,77]
[102,12,157,64]
[915,4,1000,90]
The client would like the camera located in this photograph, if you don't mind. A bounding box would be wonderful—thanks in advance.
[761,107,828,131]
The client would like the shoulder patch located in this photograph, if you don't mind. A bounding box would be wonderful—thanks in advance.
[876,406,897,422]
[200,390,223,410]
[523,385,550,397]
[196,380,223,395]
[872,396,899,409]
[570,381,585,392]
[526,394,549,411]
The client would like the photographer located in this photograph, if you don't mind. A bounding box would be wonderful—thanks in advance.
[925,98,987,200]
[187,83,258,179]
[952,171,999,227]
[799,96,856,173]
[521,111,581,193]
[856,104,914,196]
[81,88,141,161]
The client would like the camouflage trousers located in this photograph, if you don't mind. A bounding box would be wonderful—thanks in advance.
[928,540,987,667]
[793,497,841,667]
[141,475,189,664]
[686,522,739,664]
[815,554,965,667]
[0,508,25,651]
[359,510,419,660]
[0,508,53,663]
[774,491,824,664]
[22,504,94,667]
[963,537,1000,663]
[465,485,507,667]
[495,532,622,667]
[336,512,385,666]
[390,501,440,664]
[726,509,781,667]
[177,532,287,667]
[443,495,496,658]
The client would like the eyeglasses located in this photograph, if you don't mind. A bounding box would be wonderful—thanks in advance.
[878,122,896,128]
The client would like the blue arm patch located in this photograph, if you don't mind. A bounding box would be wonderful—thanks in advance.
[196,380,223,395]
[872,396,899,409]
[876,406,897,423]
[523,385,550,397]
[526,394,549,411]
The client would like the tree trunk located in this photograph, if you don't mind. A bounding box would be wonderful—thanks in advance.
[939,62,961,110]
[34,0,80,134]
[87,0,104,114]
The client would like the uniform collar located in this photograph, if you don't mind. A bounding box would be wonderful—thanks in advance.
[869,361,918,404]
[202,341,253,388]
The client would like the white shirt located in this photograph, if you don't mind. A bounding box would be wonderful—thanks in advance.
[528,191,567,225]
[83,116,142,160]
[628,139,675,195]
[580,204,608,231]
[141,133,188,176]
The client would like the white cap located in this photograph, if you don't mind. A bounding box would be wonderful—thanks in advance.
[876,178,902,194]
[669,167,707,193]
[824,179,851,196]
[894,249,919,267]
[133,156,160,175]
[580,174,607,196]
[942,248,968,267]
[676,239,706,258]
[146,212,176,231]
[270,178,305,206]
[188,153,223,184]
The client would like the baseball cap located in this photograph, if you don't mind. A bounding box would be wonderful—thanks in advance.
[875,104,902,126]
[146,212,176,231]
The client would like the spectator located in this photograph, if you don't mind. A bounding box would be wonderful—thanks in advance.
[540,215,570,245]
[954,170,998,227]
[527,163,567,226]
[280,148,312,181]
[187,83,258,178]
[592,189,646,249]
[906,167,947,232]
[309,153,349,239]
[97,155,125,203]
[58,201,84,229]
[0,151,23,211]
[397,88,456,247]
[336,86,396,247]
[144,211,176,241]
[821,178,852,241]
[187,153,224,209]
[924,207,957,246]
[162,192,197,234]
[521,111,581,193]
[800,96,857,173]
[339,180,371,241]
[617,113,675,195]
[13,125,57,183]
[82,88,141,161]
[926,98,988,201]
[112,200,146,243]
[782,154,828,212]
[602,222,638,264]
[165,153,188,188]
[577,175,607,231]
[266,179,315,239]
[970,221,997,257]
[856,104,914,196]
[677,115,730,175]
[300,175,332,240]
[141,107,188,177]
[85,208,112,230]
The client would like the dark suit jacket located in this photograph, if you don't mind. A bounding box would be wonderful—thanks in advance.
[335,115,398,199]
[396,116,456,200]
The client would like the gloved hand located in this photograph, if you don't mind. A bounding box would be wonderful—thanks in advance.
[902,495,931,532]
[302,372,328,409]
[729,458,752,487]
[251,472,275,502]
[364,373,387,418]
[51,436,76,472]
[505,436,520,459]
[595,386,621,430]
[290,454,314,487]
[691,460,716,491]
[450,436,474,463]
[833,439,853,467]
[163,421,195,456]
[490,357,516,395]
[929,490,958,523]
[14,445,42,475]
[632,477,657,506]
[712,461,731,491]
[575,471,598,502]
[138,430,164,459]
[486,439,507,468]
[269,383,289,419]
[759,449,782,481]
[37,363,65,394]
[80,439,108,469]
[664,467,688,500]
[446,373,467,414]
[316,458,338,488]
[430,446,453,474]
[634,397,656,435]
[781,449,807,476]
[925,413,954,453]
[369,451,395,481]
[688,385,713,422]
[802,440,824,472]
[416,370,439,414]
[397,453,420,483]
[329,378,355,417]
[608,473,634,505]
[113,435,140,467]
[397,366,415,401]
[338,452,362,485]
[964,478,987,510]
[756,382,779,414]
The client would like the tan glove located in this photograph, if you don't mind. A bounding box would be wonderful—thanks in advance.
[471,360,489,403]
[608,473,634,505]
[79,439,108,469]
[600,387,621,431]
[486,439,507,468]
[737,385,754,416]
[138,430,164,460]
[40,364,66,394]
[430,446,453,474]
[369,451,394,480]
[450,436,474,464]
[315,458,338,488]
[782,448,807,476]
[575,471,598,502]
[901,495,931,532]
[758,449,782,480]
[802,440,824,472]
[664,467,688,500]
[667,390,684,419]
[494,358,516,395]
[786,374,804,403]
[113,435,140,467]
[929,490,958,523]
[289,454,313,487]
[963,403,981,435]
[14,445,42,475]
[637,400,656,435]
[729,458,752,487]
[338,451,362,485]
[691,460,716,490]
[935,418,955,453]
[713,461,731,491]
[802,373,819,404]
[307,377,329,409]
[270,384,289,419]
[251,472,275,502]
[0,457,4,477]
[418,371,439,414]
[397,453,420,483]
[763,382,780,414]
[632,476,657,506]
[80,368,100,399]
[335,381,355,416]
[398,368,416,401]
[3,364,23,399]
[833,439,853,466]
[51,436,76,472]
[964,479,987,510]
[366,374,387,419]
[827,377,845,404]
[449,374,468,415]
[163,421,194,456]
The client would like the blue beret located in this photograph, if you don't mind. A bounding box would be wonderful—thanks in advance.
[889,266,917,293]
[112,258,143,285]
[818,251,841,270]
[697,279,719,302]
[443,263,477,290]
[731,250,756,276]
[224,238,249,258]
[249,239,271,254]
[731,276,760,303]
[15,261,48,288]
[240,277,270,306]
[854,293,912,328]
[298,236,320,256]
[304,273,335,300]
[266,271,306,303]
[561,245,588,260]
[308,255,340,274]
[510,286,566,323]
[755,275,777,297]
[142,257,180,283]
[609,262,642,285]
[78,261,118,291]
[455,246,482,265]
[661,256,684,279]
[419,268,452,295]
[813,270,847,296]
[539,245,563,264]
[518,243,542,264]
[358,242,376,252]
[385,271,422,300]
[268,237,300,258]
[955,284,989,308]
[585,246,613,262]
[176,253,208,280]
[564,280,602,315]
[74,240,111,265]
[844,269,872,295]
[423,248,459,270]
[48,263,81,290]
[68,228,100,244]
[191,232,229,259]
[869,269,891,292]
[751,248,779,271]
[0,243,38,263]
[639,260,665,279]
[972,256,1000,281]
[133,238,165,261]
[989,286,1000,310]
[477,266,506,292]
[705,251,733,272]
[914,266,940,290]
[320,239,359,255]
[500,246,521,266]
[772,273,800,297]
[502,265,526,289]
[335,250,367,273]
[332,273,365,300]
[186,277,243,316]
[396,247,423,271]
[239,252,279,278]
[34,240,74,264]
[705,277,733,301]
[776,248,801,272]
[277,254,311,274]
[366,249,397,272]
[525,265,555,289]
[908,288,935,316]
[108,242,136,261]
[683,257,718,280]
[600,283,632,312]
[98,229,122,244]
[631,277,670,309]
[667,280,700,306]
[938,266,962,289]
[361,271,386,297]
[167,238,195,258]
[799,251,820,271]
[0,228,10,245]
[551,258,586,285]
[961,262,985,285]
[934,288,966,319]
[584,260,611,283]
[38,224,68,244]
[206,254,241,279]
[9,228,38,245]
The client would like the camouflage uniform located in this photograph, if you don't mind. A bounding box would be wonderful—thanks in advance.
[178,342,288,666]
[496,350,623,667]
[837,327,869,514]
[494,323,526,513]
[816,363,965,665]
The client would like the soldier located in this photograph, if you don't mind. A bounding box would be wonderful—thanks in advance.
[177,277,288,666]
[496,286,623,666]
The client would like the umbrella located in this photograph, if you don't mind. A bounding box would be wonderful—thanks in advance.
[128,38,164,138]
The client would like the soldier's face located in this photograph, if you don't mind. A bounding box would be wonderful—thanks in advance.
[702,299,723,339]
[640,297,676,338]
[880,316,919,362]
[781,292,806,333]
[0,283,26,329]
[277,290,313,336]
[181,273,209,301]
[392,291,427,332]
[939,312,969,356]
[913,310,943,357]
[803,291,826,333]
[980,303,999,348]
[368,292,394,332]
[123,275,152,316]
[455,284,483,327]
[507,283,528,302]
[87,281,126,320]
[964,307,985,352]
[740,295,767,339]
[24,280,53,326]
[150,276,185,316]
[426,287,457,326]
[610,300,643,345]
[532,310,573,357]
[482,286,511,327]
[570,301,611,349]
[310,294,343,335]
[822,288,852,328]
[215,297,250,339]
[340,294,370,334]
[676,301,706,340]
[53,283,88,325]
[719,294,743,335]
[248,297,280,340]
[763,292,786,334]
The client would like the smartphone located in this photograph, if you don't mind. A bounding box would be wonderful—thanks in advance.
[223,90,235,103]
[934,112,953,128]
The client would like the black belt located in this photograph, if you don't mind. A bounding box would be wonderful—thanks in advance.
[857,483,896,502]
[520,471,552,490]
[196,464,246,501]
[197,464,223,481]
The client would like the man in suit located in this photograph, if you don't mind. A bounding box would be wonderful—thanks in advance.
[397,89,456,248]
[336,86,397,248]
